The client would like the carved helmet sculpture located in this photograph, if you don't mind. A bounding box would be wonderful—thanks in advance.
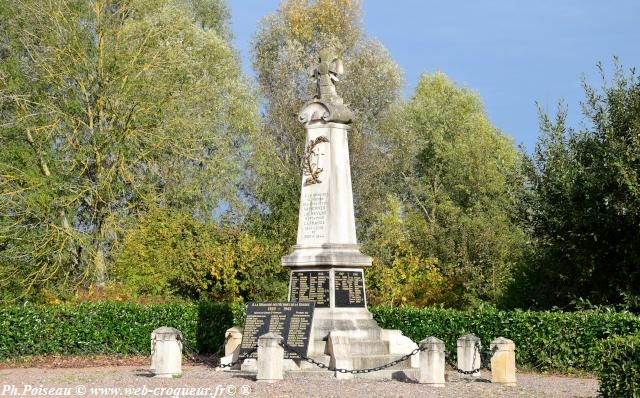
[313,47,344,103]
[301,46,353,124]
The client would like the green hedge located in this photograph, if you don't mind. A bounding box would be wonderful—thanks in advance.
[2,302,639,375]
[371,305,640,372]
[0,301,243,358]
[598,335,640,397]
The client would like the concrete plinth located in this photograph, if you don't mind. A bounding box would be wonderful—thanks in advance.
[327,331,353,380]
[457,334,481,376]
[150,327,182,378]
[490,337,516,386]
[257,333,284,383]
[419,337,445,386]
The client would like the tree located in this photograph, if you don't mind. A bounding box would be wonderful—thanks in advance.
[111,206,287,302]
[0,0,258,300]
[364,196,449,307]
[510,61,640,309]
[248,0,403,247]
[373,72,526,307]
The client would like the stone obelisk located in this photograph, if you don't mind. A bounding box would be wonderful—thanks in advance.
[278,48,418,377]
[282,48,384,362]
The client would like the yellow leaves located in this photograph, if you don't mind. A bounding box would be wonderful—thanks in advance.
[281,0,361,46]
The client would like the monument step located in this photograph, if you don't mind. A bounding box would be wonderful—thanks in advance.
[308,338,389,356]
[284,368,419,381]
[312,318,380,330]
[351,354,412,370]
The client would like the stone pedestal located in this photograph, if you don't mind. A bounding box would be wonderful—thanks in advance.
[283,104,375,354]
[257,333,284,383]
[419,337,445,386]
[490,337,516,386]
[150,327,182,378]
[457,334,481,376]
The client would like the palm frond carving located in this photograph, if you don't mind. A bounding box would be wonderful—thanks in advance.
[302,136,330,186]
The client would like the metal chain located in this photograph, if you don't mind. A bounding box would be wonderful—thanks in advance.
[216,347,258,369]
[444,341,496,375]
[280,341,427,375]
[198,337,498,375]
[177,334,252,368]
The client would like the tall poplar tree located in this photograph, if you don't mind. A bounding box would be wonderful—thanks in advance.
[249,0,403,247]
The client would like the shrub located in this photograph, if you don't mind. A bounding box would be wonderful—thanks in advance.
[0,301,243,358]
[598,335,640,397]
[1,301,639,375]
[371,305,640,372]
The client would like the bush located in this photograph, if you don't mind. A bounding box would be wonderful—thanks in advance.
[0,301,244,358]
[371,305,640,373]
[598,335,640,397]
[1,301,639,375]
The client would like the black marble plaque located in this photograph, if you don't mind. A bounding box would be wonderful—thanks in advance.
[334,271,365,307]
[239,301,315,359]
[289,271,330,307]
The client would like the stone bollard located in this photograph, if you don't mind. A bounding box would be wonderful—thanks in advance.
[225,327,243,356]
[490,337,516,386]
[218,327,242,370]
[150,327,183,378]
[418,337,445,387]
[327,331,354,380]
[256,333,284,383]
[457,334,481,376]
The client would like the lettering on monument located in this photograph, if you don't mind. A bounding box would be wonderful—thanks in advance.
[239,302,315,359]
[334,271,365,307]
[300,192,328,240]
[289,271,330,307]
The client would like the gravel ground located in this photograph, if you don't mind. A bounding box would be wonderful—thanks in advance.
[0,366,599,398]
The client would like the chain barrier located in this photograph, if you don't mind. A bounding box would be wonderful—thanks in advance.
[280,341,426,375]
[176,334,257,368]
[444,341,496,375]
[175,335,497,375]
[279,340,496,376]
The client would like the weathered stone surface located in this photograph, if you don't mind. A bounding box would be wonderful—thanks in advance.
[216,327,242,371]
[419,337,445,386]
[326,331,353,380]
[490,337,516,386]
[224,327,242,356]
[457,334,481,376]
[382,330,420,368]
[256,333,284,383]
[150,327,182,378]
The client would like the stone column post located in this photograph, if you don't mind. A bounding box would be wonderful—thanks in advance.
[150,327,183,378]
[418,337,445,386]
[457,334,481,376]
[490,337,516,386]
[257,333,284,383]
[225,327,243,356]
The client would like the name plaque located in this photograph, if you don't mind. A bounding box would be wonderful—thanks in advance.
[289,271,330,307]
[239,302,315,359]
[334,271,365,307]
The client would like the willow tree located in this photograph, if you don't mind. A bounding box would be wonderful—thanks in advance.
[249,0,403,246]
[0,0,258,300]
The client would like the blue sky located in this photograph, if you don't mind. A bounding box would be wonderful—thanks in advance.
[227,1,640,151]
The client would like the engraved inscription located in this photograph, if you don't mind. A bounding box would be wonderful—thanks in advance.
[290,271,330,307]
[300,192,328,240]
[239,302,315,359]
[334,271,365,307]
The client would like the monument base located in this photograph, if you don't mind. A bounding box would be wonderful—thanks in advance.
[240,306,419,378]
